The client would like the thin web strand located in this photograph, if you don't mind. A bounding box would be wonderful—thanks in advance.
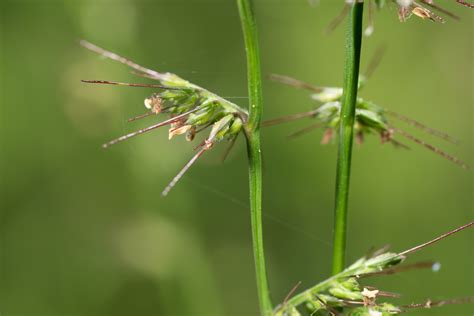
[183,178,332,247]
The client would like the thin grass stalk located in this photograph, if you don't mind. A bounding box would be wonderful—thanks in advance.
[332,1,364,275]
[237,0,273,314]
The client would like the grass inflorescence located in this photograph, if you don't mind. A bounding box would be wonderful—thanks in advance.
[79,1,473,315]
[327,0,474,36]
[273,222,474,316]
[265,64,469,169]
[80,41,247,196]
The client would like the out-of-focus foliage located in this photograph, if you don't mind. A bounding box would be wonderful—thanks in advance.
[0,1,472,315]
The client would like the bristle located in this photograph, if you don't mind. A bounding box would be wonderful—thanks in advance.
[161,147,209,197]
[314,295,339,316]
[399,222,474,256]
[287,122,324,139]
[386,110,458,144]
[366,244,391,258]
[325,3,351,34]
[102,108,199,148]
[457,0,474,9]
[262,109,320,127]
[283,281,302,305]
[390,139,411,150]
[127,112,155,122]
[352,261,436,278]
[81,80,184,90]
[420,0,460,20]
[402,297,474,309]
[221,135,238,163]
[268,74,323,93]
[384,109,459,145]
[79,40,166,81]
[364,45,387,79]
[364,0,374,36]
[394,128,469,169]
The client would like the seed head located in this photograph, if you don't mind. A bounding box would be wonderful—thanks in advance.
[81,41,248,196]
[273,222,473,315]
[266,56,469,169]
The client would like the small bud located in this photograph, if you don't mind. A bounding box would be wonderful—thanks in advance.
[227,117,243,138]
[341,277,360,291]
[185,102,217,126]
[208,114,235,142]
[365,252,404,271]
[329,285,363,300]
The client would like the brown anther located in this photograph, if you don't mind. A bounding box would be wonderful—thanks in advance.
[169,125,193,140]
[144,95,163,114]
[412,6,438,21]
[398,7,411,22]
[356,131,364,145]
[321,128,334,145]
[380,129,393,143]
[362,288,379,306]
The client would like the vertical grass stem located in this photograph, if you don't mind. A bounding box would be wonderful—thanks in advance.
[332,1,364,275]
[237,0,273,314]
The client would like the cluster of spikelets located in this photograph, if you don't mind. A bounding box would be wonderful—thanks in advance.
[80,41,248,196]
[265,58,469,169]
[265,73,400,146]
[327,0,473,36]
[274,251,405,316]
[273,222,474,316]
[394,0,473,22]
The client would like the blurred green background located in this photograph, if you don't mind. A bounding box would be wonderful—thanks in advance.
[0,0,472,315]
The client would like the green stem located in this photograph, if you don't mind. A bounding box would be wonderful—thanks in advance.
[237,0,273,315]
[332,1,364,275]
